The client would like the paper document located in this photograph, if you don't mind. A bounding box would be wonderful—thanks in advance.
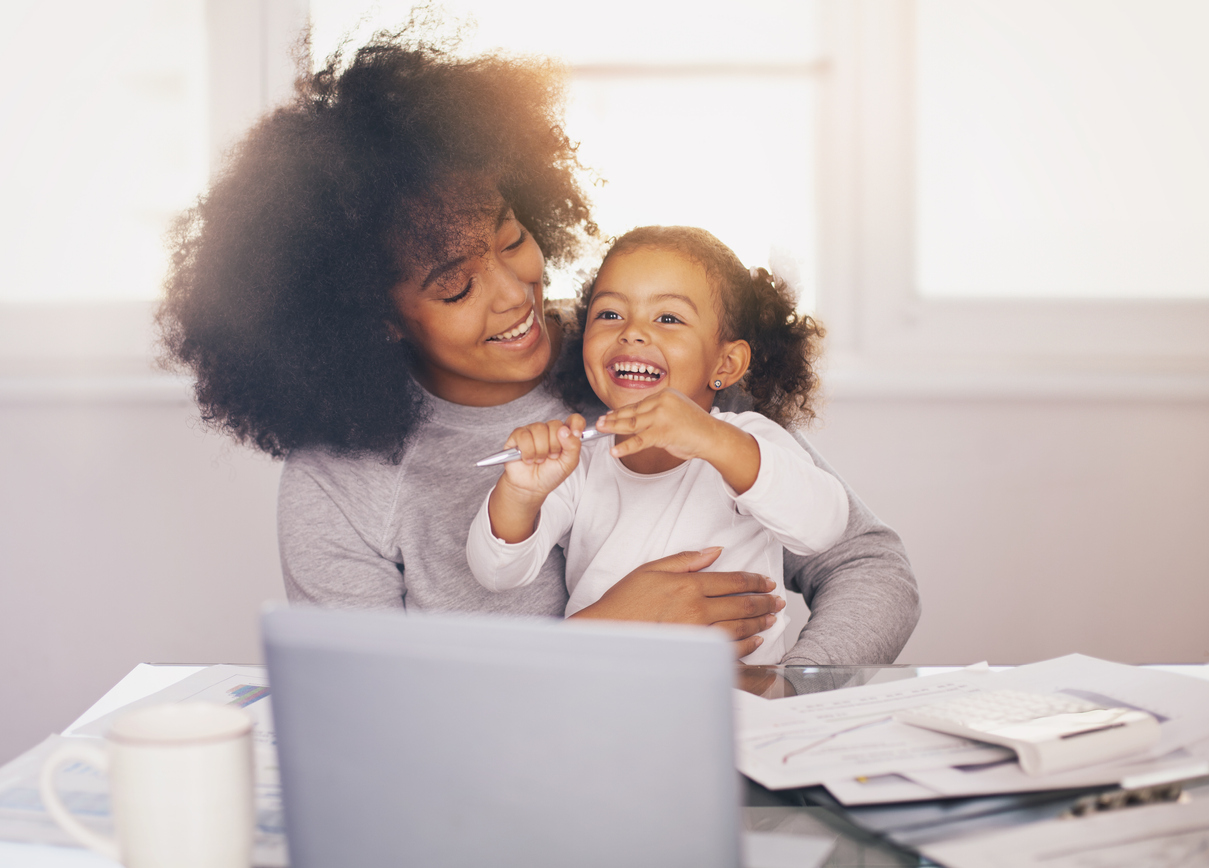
[72,665,271,738]
[921,790,1209,868]
[62,663,207,736]
[734,667,1013,789]
[819,773,946,805]
[902,750,1209,799]
[0,665,286,867]
[740,655,1209,801]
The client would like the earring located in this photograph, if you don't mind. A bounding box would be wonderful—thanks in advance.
[712,379,723,389]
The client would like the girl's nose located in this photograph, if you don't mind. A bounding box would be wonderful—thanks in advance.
[619,325,647,344]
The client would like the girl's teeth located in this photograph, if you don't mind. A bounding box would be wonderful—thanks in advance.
[611,362,663,380]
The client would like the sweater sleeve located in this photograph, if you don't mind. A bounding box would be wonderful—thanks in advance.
[278,450,407,609]
[779,432,922,665]
[726,413,849,555]
[465,468,582,592]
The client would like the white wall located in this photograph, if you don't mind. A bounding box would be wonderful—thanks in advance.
[805,392,1209,666]
[3,384,1206,764]
[0,391,284,764]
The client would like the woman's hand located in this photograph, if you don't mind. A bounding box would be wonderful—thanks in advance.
[568,547,785,659]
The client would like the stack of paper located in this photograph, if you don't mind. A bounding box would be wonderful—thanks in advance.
[920,785,1209,868]
[735,654,1209,806]
[0,665,287,867]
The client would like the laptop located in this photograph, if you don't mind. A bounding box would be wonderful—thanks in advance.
[262,607,742,868]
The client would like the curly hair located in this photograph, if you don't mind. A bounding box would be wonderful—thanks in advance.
[554,226,824,427]
[157,23,594,460]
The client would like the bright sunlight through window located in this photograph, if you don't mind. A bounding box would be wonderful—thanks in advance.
[308,0,822,308]
[0,0,209,304]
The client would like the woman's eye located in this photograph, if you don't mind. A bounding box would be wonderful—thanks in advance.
[503,228,528,251]
[442,281,473,304]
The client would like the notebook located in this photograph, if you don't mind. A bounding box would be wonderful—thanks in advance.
[262,607,742,868]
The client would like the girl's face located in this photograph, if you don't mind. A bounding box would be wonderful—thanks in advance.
[391,205,550,406]
[582,247,739,412]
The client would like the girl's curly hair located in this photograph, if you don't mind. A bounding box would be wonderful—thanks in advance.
[157,23,594,460]
[554,226,824,427]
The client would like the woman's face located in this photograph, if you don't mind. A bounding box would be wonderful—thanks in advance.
[391,204,550,406]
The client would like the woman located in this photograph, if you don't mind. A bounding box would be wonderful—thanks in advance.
[159,27,920,663]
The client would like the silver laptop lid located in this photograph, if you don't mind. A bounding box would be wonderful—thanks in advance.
[263,607,741,868]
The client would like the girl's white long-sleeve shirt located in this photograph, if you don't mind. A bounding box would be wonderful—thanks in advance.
[465,409,850,665]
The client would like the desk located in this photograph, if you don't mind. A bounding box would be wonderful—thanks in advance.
[5,663,1209,867]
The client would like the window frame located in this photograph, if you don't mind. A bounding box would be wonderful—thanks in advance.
[816,0,1209,397]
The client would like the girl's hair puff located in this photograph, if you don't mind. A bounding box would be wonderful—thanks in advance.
[554,226,824,427]
[158,20,595,461]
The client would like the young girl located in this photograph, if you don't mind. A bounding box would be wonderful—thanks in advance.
[465,226,849,663]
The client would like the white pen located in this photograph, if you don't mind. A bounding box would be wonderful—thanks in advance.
[475,427,608,467]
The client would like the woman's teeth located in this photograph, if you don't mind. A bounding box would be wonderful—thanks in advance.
[611,362,664,381]
[489,309,536,342]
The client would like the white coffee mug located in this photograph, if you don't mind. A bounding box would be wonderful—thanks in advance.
[39,701,254,868]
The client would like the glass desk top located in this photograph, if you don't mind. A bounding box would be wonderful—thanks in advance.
[14,662,1207,867]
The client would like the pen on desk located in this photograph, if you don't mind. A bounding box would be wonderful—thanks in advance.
[475,427,608,467]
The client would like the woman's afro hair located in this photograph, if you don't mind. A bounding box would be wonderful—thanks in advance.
[158,20,595,460]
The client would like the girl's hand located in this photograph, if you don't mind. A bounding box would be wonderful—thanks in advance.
[595,389,719,462]
[487,414,586,544]
[596,390,762,493]
[498,414,587,500]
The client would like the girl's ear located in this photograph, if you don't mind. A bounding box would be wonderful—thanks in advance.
[385,321,405,343]
[711,339,751,389]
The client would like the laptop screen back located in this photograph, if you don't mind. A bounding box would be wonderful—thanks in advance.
[263,608,741,868]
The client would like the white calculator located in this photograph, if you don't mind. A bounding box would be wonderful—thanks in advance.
[895,689,1161,777]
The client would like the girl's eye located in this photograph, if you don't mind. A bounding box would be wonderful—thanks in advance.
[656,314,683,324]
[594,309,620,320]
[442,281,473,304]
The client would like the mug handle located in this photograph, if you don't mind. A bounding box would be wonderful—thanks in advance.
[38,742,121,862]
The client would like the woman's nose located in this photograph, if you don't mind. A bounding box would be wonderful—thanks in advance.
[486,259,531,310]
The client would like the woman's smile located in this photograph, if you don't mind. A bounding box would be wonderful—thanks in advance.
[487,307,538,343]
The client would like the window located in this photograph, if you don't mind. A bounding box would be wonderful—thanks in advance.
[917,0,1209,301]
[0,0,209,304]
[308,0,823,305]
[7,0,1206,392]
[0,0,303,383]
[818,0,1209,384]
